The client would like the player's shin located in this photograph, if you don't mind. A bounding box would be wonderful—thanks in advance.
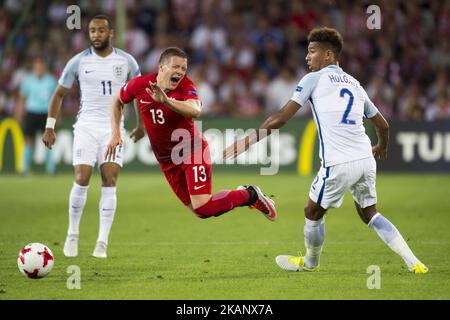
[304,217,325,269]
[97,186,117,244]
[193,190,250,218]
[68,182,89,235]
[368,213,421,269]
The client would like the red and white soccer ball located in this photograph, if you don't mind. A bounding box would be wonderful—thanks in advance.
[17,243,54,279]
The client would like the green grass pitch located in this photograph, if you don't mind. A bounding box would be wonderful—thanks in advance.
[1,172,449,300]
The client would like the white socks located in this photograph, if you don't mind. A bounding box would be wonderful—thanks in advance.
[304,217,325,269]
[302,212,421,270]
[68,183,117,246]
[368,213,420,269]
[96,187,117,245]
[68,183,89,236]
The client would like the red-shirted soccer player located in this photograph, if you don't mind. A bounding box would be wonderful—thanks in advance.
[105,47,276,221]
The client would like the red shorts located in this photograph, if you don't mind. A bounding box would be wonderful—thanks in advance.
[160,142,212,206]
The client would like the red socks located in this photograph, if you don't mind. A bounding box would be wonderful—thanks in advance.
[194,190,250,219]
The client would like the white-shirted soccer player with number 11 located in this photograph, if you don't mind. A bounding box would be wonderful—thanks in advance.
[224,27,428,274]
[42,15,144,258]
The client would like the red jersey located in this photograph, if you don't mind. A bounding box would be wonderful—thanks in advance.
[120,73,204,163]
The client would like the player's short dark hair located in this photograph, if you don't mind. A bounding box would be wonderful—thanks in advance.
[308,27,343,58]
[159,47,187,64]
[89,14,113,29]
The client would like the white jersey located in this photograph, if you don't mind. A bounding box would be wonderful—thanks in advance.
[59,47,140,127]
[291,65,379,168]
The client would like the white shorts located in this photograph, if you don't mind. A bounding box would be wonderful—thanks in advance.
[309,157,377,209]
[72,124,125,168]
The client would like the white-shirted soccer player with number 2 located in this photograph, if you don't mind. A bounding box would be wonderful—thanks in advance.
[42,15,144,258]
[224,27,428,274]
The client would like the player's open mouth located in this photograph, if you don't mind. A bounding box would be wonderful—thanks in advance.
[170,76,181,86]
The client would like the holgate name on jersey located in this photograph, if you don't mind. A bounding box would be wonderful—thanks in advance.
[176,304,274,317]
[328,73,359,88]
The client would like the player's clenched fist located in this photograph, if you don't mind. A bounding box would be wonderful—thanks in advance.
[105,134,123,162]
[42,128,56,150]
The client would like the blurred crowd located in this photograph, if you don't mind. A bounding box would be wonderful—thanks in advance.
[0,0,449,121]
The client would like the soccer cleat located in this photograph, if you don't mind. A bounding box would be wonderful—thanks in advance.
[410,262,428,274]
[63,234,78,257]
[238,185,277,221]
[275,255,319,272]
[92,241,108,258]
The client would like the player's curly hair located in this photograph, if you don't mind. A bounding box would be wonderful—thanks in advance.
[159,47,188,64]
[90,14,113,30]
[307,27,343,58]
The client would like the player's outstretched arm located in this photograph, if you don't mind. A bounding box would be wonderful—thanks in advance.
[369,112,389,160]
[129,100,145,142]
[42,85,69,150]
[105,94,125,161]
[223,100,301,159]
[146,82,201,118]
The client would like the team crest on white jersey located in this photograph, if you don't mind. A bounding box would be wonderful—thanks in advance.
[113,65,124,79]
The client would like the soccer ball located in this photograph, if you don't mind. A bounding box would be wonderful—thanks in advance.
[17,243,54,279]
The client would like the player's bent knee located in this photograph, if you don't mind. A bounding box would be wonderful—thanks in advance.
[360,204,377,224]
[195,213,210,219]
[74,166,92,186]
[304,204,310,215]
[304,204,325,221]
[304,204,317,219]
[195,212,211,219]
[193,208,211,219]
[75,176,90,186]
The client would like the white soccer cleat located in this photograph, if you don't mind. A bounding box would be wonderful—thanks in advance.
[92,241,108,258]
[275,255,319,272]
[63,234,79,257]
